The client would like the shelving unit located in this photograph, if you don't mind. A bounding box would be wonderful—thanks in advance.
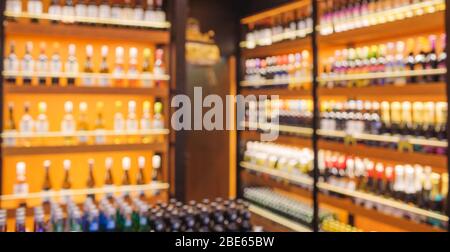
[0,0,176,210]
[237,0,450,232]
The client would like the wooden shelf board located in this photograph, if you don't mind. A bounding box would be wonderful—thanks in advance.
[240,87,311,98]
[5,21,170,44]
[318,83,446,101]
[319,11,444,46]
[241,0,311,25]
[241,37,311,58]
[3,85,169,97]
[2,143,167,156]
[318,140,447,173]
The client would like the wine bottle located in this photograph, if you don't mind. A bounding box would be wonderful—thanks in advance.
[87,159,96,200]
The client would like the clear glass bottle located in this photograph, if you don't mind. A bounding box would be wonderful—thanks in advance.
[22,42,35,86]
[65,44,79,86]
[77,102,89,145]
[61,101,76,145]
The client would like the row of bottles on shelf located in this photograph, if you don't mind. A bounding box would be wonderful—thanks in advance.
[318,150,448,216]
[319,0,444,35]
[6,0,167,24]
[0,197,253,232]
[246,99,313,128]
[244,187,334,228]
[244,50,311,88]
[321,100,447,154]
[4,41,166,87]
[321,34,447,88]
[243,7,312,48]
[320,218,362,232]
[4,100,165,146]
[13,155,162,200]
[241,141,448,226]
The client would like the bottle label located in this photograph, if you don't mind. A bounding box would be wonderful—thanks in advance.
[62,6,75,17]
[83,76,95,86]
[20,119,34,133]
[95,130,106,144]
[60,190,71,204]
[3,130,17,146]
[111,7,121,19]
[42,189,53,203]
[126,120,139,131]
[48,6,62,16]
[140,119,152,130]
[14,183,29,195]
[35,120,49,133]
[78,135,88,144]
[114,119,125,131]
[134,9,144,21]
[87,6,98,18]
[50,60,62,73]
[98,76,110,86]
[99,5,111,19]
[104,185,115,198]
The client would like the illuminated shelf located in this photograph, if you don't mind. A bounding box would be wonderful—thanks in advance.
[240,78,312,88]
[240,87,311,98]
[240,161,313,187]
[1,129,169,139]
[317,182,448,222]
[319,8,445,46]
[4,21,169,44]
[317,129,447,148]
[318,140,447,173]
[240,130,312,148]
[249,204,312,232]
[241,0,311,25]
[243,122,313,137]
[2,142,167,156]
[2,71,170,82]
[318,82,446,102]
[241,37,311,58]
[4,11,171,29]
[240,162,448,223]
[0,182,169,202]
[318,69,446,83]
[3,85,169,97]
[240,31,312,50]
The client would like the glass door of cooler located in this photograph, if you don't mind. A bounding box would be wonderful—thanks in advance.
[0,0,171,232]
[238,0,316,232]
[316,0,448,232]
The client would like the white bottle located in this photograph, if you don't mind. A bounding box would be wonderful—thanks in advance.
[35,102,49,134]
[6,0,22,14]
[151,155,161,195]
[114,101,125,133]
[128,47,139,83]
[126,100,139,131]
[104,157,115,198]
[60,101,76,136]
[75,0,88,18]
[98,0,111,19]
[87,0,99,18]
[36,42,49,85]
[20,102,35,135]
[78,102,89,144]
[154,0,166,23]
[122,0,134,21]
[48,0,62,17]
[21,42,35,85]
[61,160,72,204]
[113,47,125,82]
[144,0,156,22]
[28,0,44,16]
[122,157,131,197]
[65,44,79,85]
[98,46,110,87]
[83,45,95,86]
[111,1,122,20]
[14,162,29,196]
[62,0,76,18]
[140,101,152,130]
[4,42,19,77]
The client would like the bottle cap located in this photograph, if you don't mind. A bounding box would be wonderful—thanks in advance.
[26,41,33,52]
[128,100,136,112]
[116,47,124,58]
[152,155,161,169]
[38,102,47,114]
[16,162,26,175]
[86,45,94,56]
[138,156,146,168]
[88,159,95,167]
[105,157,113,169]
[68,44,76,55]
[101,46,109,57]
[65,101,73,113]
[154,102,162,114]
[143,48,152,58]
[79,102,88,112]
[129,47,138,58]
[122,157,131,171]
[43,160,51,168]
[143,101,151,112]
[64,160,71,170]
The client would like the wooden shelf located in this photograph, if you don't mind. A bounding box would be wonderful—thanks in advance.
[2,143,167,156]
[240,78,312,88]
[241,0,311,25]
[240,87,311,98]
[318,140,447,173]
[244,122,313,137]
[3,85,169,97]
[249,204,312,232]
[319,10,445,46]
[5,21,170,44]
[241,37,311,58]
[318,83,446,102]
[240,169,447,232]
[0,182,169,202]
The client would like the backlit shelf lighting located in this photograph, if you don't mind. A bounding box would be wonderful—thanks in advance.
[318,69,447,83]
[4,11,171,29]
[3,71,171,81]
[1,129,170,139]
